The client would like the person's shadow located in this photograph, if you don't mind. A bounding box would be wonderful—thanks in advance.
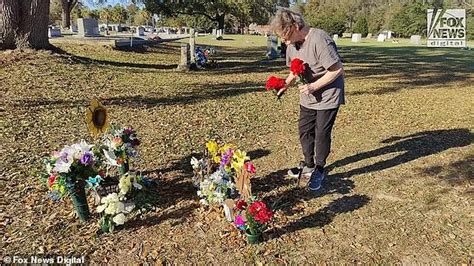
[326,128,472,178]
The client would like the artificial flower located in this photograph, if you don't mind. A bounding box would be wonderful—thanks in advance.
[290,58,305,76]
[265,76,286,91]
[244,162,256,174]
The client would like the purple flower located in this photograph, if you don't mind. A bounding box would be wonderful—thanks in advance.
[220,148,234,167]
[124,128,134,135]
[80,152,93,165]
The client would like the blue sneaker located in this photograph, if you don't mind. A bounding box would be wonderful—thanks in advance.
[308,169,325,191]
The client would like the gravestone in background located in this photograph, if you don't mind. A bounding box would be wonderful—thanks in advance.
[77,18,100,37]
[367,33,372,39]
[266,35,279,59]
[352,33,362,42]
[136,27,145,37]
[410,35,421,45]
[177,43,190,71]
[333,34,339,42]
[189,28,196,63]
[377,34,386,42]
[48,27,62,38]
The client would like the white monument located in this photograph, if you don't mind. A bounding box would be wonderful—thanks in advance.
[377,34,386,42]
[333,34,339,42]
[352,33,362,42]
[410,35,421,45]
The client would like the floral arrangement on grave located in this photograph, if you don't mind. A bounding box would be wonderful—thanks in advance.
[191,140,256,206]
[290,58,309,85]
[234,198,274,244]
[40,140,105,221]
[101,125,140,175]
[265,76,286,100]
[90,171,157,233]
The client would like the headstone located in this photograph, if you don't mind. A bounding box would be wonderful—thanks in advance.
[410,35,421,45]
[178,28,182,35]
[177,43,189,71]
[266,35,279,59]
[333,34,339,42]
[189,28,196,63]
[216,29,223,40]
[48,27,62,38]
[212,29,217,36]
[366,33,372,39]
[136,26,145,37]
[377,34,386,42]
[387,31,392,39]
[351,33,362,42]
[70,25,78,33]
[342,32,352,38]
[77,18,100,37]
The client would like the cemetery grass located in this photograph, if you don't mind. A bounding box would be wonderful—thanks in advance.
[1,35,473,264]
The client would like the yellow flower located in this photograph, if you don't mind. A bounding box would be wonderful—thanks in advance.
[213,155,221,164]
[206,140,218,156]
[218,143,235,154]
[232,150,249,170]
[85,98,109,138]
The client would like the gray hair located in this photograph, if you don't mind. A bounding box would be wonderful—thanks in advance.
[270,8,306,36]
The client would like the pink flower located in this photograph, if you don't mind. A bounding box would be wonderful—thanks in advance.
[234,215,246,229]
[245,162,256,174]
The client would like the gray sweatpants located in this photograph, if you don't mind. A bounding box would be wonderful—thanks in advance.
[298,105,339,169]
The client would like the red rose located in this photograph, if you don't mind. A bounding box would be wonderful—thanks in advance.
[248,201,266,216]
[290,58,305,76]
[48,175,56,187]
[235,199,248,211]
[254,208,273,224]
[265,76,286,91]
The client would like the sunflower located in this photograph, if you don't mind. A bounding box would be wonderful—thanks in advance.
[86,98,109,138]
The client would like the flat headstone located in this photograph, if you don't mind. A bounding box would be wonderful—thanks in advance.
[48,27,61,38]
[77,18,100,37]
[410,35,421,45]
[333,34,339,42]
[352,33,362,42]
[377,34,386,42]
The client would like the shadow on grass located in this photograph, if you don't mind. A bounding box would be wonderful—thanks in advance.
[420,154,473,187]
[340,45,474,95]
[326,128,473,178]
[12,81,264,109]
[266,194,370,240]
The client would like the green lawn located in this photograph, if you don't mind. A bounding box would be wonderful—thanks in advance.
[1,34,473,264]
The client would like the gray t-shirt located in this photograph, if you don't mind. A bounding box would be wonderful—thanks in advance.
[286,28,345,110]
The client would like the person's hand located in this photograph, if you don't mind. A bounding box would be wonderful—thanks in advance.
[299,83,317,95]
[276,83,290,97]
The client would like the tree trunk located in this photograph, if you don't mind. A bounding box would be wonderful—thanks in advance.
[217,13,225,30]
[0,0,50,50]
[61,0,77,29]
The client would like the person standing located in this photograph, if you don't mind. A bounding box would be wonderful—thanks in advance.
[270,8,345,191]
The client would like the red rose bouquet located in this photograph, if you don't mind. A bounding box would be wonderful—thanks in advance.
[233,198,273,236]
[290,58,307,84]
[265,76,286,100]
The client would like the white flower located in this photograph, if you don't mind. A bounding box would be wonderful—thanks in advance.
[190,157,200,169]
[103,149,119,166]
[132,181,142,190]
[199,199,209,206]
[119,175,132,195]
[113,213,126,225]
[53,159,72,173]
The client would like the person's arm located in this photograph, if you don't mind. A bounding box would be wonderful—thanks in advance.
[277,72,296,96]
[299,61,344,95]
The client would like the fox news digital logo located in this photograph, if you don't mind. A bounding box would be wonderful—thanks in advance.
[427,9,466,47]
